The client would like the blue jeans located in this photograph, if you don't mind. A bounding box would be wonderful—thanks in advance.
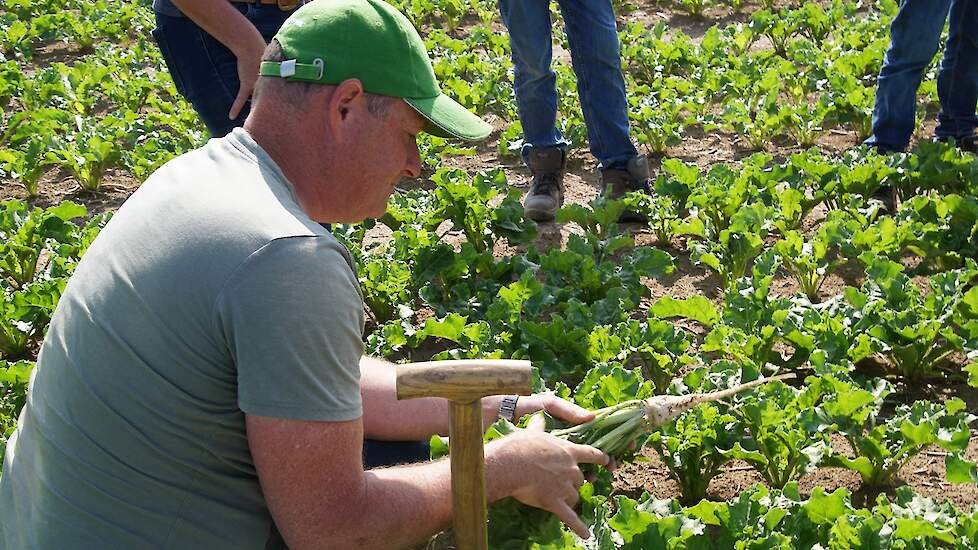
[865,0,978,151]
[151,3,294,137]
[363,439,431,469]
[498,0,637,169]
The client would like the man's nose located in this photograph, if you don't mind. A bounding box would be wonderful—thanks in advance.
[403,141,422,179]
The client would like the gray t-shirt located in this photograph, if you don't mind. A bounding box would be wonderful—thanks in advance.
[0,128,365,548]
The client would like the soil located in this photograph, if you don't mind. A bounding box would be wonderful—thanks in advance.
[3,0,976,523]
[616,428,978,511]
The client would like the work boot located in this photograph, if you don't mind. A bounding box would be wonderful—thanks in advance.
[871,185,898,214]
[523,147,565,222]
[938,135,978,154]
[600,154,652,223]
[959,136,978,154]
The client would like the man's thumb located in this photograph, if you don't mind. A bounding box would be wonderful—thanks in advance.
[228,90,248,120]
[525,411,546,432]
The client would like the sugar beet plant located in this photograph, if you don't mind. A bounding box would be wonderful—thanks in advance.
[0,200,108,360]
[0,359,33,466]
[853,256,978,380]
[701,251,812,373]
[773,210,860,302]
[802,376,976,488]
[723,377,830,489]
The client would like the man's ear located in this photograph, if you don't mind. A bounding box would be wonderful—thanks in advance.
[326,79,366,132]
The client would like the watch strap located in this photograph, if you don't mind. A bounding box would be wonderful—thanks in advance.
[498,395,519,422]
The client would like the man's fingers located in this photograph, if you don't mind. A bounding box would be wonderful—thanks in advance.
[565,442,609,467]
[228,88,249,120]
[552,501,590,539]
[545,397,595,425]
[571,466,585,488]
[525,413,546,432]
[563,485,581,506]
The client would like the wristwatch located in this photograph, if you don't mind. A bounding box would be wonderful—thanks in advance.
[498,395,519,422]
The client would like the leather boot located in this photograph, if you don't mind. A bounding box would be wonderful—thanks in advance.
[523,147,566,222]
[600,154,652,223]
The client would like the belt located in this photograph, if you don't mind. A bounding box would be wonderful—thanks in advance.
[229,0,300,11]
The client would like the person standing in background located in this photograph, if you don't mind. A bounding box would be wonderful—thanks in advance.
[498,0,651,223]
[151,0,301,137]
[864,0,978,154]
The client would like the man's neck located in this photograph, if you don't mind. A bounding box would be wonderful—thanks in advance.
[243,115,331,221]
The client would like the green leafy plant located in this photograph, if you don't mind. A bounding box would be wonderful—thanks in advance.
[702,251,813,372]
[750,10,799,58]
[0,359,34,468]
[803,377,975,488]
[687,203,772,288]
[643,366,752,504]
[0,137,50,196]
[647,401,736,504]
[723,378,829,488]
[679,0,712,17]
[46,115,125,192]
[632,94,685,156]
[898,193,978,271]
[0,200,87,289]
[774,213,858,302]
[856,257,978,380]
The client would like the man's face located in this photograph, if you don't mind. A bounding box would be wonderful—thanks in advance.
[339,98,425,221]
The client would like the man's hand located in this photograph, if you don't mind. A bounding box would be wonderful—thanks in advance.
[229,39,266,120]
[169,0,267,120]
[500,393,624,471]
[512,392,595,425]
[486,420,609,539]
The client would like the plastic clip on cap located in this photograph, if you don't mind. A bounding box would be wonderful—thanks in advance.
[279,59,296,78]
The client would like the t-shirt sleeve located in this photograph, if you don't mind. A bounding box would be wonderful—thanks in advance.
[215,236,365,421]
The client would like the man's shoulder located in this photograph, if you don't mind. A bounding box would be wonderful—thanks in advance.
[84,134,342,309]
[137,134,323,243]
[228,234,360,294]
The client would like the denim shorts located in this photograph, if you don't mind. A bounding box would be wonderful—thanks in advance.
[151,2,296,137]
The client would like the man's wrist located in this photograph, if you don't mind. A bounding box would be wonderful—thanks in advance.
[484,439,520,502]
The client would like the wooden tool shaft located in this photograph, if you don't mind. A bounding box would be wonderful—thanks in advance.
[396,360,532,401]
[449,399,488,550]
[393,359,533,550]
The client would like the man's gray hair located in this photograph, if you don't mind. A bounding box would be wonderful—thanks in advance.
[255,40,395,116]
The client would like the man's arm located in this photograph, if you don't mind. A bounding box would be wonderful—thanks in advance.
[359,356,595,441]
[247,414,609,549]
[169,0,266,119]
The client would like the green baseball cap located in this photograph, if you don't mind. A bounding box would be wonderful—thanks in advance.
[259,0,492,142]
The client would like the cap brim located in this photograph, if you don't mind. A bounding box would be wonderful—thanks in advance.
[404,94,492,142]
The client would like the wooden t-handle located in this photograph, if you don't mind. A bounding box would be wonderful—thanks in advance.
[395,359,532,402]
[395,359,532,550]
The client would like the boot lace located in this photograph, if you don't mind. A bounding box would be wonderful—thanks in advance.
[531,172,560,196]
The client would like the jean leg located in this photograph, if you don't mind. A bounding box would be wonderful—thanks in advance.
[498,0,565,163]
[153,11,247,137]
[246,3,293,42]
[152,5,293,138]
[935,0,978,140]
[556,0,636,169]
[362,439,431,469]
[865,0,953,151]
